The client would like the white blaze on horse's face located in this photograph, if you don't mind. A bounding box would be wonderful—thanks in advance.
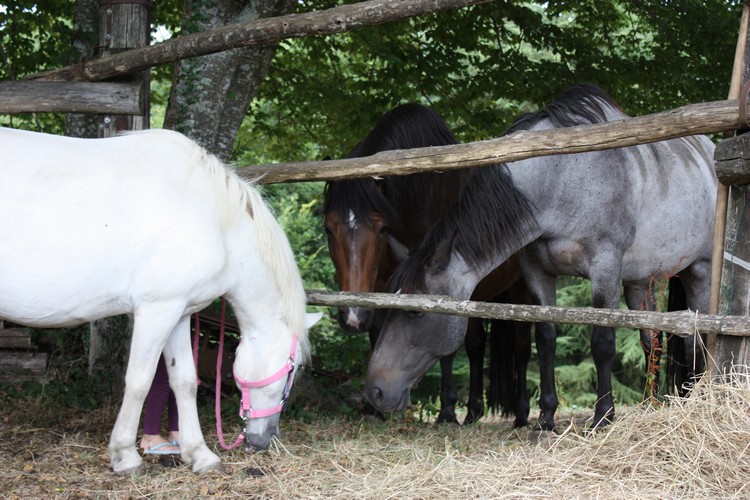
[347,209,359,230]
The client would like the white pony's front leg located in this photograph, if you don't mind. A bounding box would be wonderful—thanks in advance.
[164,316,223,473]
[108,308,177,475]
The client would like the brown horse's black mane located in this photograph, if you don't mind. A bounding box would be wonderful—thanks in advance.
[324,103,470,241]
[389,83,620,293]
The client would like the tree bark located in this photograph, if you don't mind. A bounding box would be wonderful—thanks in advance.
[64,0,99,138]
[163,0,295,162]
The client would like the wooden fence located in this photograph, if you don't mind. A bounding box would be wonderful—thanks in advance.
[1,0,749,371]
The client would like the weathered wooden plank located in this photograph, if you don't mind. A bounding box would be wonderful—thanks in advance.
[88,0,151,390]
[716,184,750,373]
[715,133,750,185]
[0,81,143,114]
[710,2,750,372]
[238,100,744,184]
[305,290,750,338]
[0,351,47,381]
[96,0,150,136]
[0,328,31,349]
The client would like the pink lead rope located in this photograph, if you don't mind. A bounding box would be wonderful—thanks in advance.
[202,297,299,451]
[213,298,245,450]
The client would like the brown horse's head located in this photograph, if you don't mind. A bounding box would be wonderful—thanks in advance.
[324,179,400,332]
[323,103,463,333]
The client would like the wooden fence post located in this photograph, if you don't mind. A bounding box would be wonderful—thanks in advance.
[715,178,750,373]
[97,0,150,135]
[711,1,750,375]
[88,0,151,389]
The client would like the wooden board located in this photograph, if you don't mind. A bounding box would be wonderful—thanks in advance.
[715,133,750,186]
[0,351,47,382]
[716,183,750,373]
[0,328,31,349]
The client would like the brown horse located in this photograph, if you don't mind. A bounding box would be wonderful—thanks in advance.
[324,103,532,426]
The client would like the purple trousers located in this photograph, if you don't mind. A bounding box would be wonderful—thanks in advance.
[142,355,179,435]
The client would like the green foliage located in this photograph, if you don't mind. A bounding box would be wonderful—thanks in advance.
[0,0,76,132]
[245,0,742,163]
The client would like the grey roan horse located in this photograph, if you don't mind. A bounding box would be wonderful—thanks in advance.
[365,84,716,430]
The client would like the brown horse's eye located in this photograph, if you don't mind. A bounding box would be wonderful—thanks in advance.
[379,225,389,236]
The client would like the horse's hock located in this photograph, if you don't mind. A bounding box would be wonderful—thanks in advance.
[0,320,47,383]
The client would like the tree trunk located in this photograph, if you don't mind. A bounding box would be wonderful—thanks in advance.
[64,0,109,392]
[65,0,100,138]
[88,0,151,394]
[164,0,295,162]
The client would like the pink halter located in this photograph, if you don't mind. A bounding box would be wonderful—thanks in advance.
[233,336,298,420]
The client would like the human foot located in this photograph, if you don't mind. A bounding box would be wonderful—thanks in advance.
[167,431,180,445]
[141,435,179,454]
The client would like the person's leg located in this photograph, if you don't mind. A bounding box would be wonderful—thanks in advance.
[166,389,179,444]
[140,356,179,452]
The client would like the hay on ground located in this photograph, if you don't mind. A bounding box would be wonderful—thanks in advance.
[1,369,748,499]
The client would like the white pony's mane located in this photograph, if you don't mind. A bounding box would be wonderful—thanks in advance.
[176,134,311,363]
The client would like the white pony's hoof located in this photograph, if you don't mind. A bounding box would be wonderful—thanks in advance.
[110,448,143,475]
[193,461,226,474]
[191,454,224,474]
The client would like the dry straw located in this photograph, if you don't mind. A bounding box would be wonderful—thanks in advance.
[1,369,749,498]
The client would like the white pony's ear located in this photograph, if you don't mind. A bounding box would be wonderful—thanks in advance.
[305,311,324,329]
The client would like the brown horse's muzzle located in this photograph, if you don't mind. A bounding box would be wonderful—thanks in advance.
[337,306,374,333]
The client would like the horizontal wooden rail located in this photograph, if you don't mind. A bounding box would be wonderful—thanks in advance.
[241,99,743,184]
[0,81,143,114]
[305,290,750,338]
[25,0,491,82]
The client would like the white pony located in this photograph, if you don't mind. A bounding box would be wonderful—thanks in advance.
[0,127,320,474]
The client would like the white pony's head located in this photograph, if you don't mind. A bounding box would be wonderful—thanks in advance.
[216,172,321,451]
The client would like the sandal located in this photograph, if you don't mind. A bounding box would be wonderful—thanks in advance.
[143,441,180,455]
